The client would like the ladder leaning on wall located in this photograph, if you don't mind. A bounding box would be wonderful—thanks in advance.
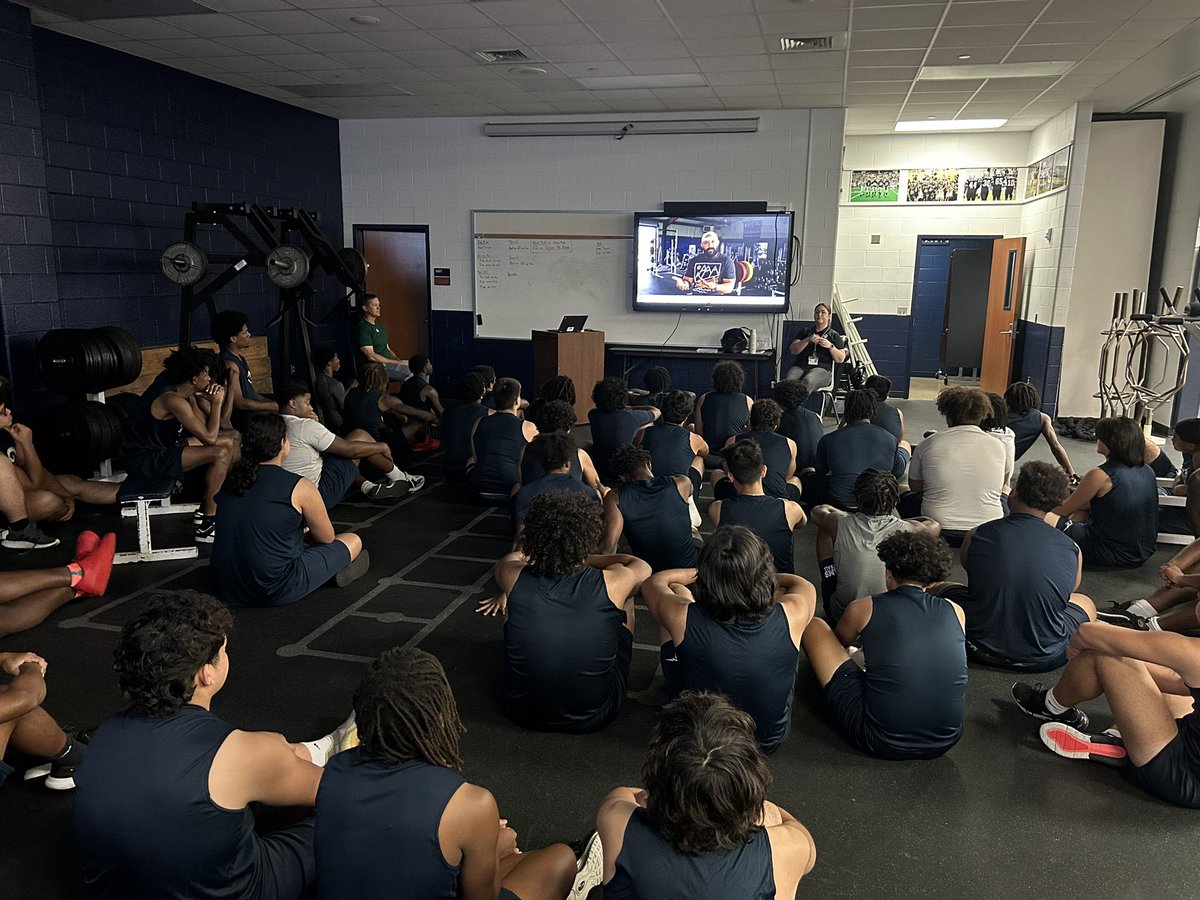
[831,285,878,380]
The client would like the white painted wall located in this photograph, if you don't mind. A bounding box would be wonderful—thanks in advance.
[834,133,1027,315]
[339,109,844,350]
[1058,119,1165,416]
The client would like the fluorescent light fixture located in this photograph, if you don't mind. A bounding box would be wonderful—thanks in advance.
[574,74,707,90]
[918,62,1074,80]
[895,118,1007,132]
[483,117,759,137]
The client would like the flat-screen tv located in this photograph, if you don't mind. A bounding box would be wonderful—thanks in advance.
[632,210,795,313]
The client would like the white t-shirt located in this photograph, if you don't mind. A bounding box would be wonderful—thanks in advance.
[281,414,336,485]
[909,425,1007,532]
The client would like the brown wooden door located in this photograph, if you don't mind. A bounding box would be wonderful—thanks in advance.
[980,237,1026,393]
[357,227,431,358]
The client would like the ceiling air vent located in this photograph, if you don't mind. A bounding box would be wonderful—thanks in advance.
[780,36,834,51]
[476,49,530,63]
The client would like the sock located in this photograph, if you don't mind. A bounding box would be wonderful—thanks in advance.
[1148,617,1163,632]
[1128,599,1157,618]
[8,518,29,532]
[1103,727,1122,738]
[1044,688,1069,715]
[67,562,84,588]
[360,481,379,496]
[385,466,405,482]
[302,735,333,767]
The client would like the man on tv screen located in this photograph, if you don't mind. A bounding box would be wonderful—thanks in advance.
[672,231,736,295]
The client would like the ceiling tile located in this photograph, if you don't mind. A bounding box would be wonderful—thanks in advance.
[1107,17,1200,42]
[701,55,773,73]
[477,0,587,26]
[328,50,413,68]
[625,57,702,75]
[851,5,946,30]
[147,36,241,56]
[844,81,911,95]
[43,22,122,42]
[662,0,757,16]
[1041,0,1144,22]
[429,27,525,50]
[157,13,267,37]
[206,55,289,73]
[605,39,692,58]
[565,0,676,23]
[215,34,307,54]
[105,39,181,60]
[1023,21,1122,44]
[270,53,348,71]
[591,20,683,43]
[391,3,498,29]
[1139,0,1200,18]
[190,1,291,10]
[846,66,919,81]
[1004,43,1098,63]
[552,60,631,78]
[923,47,1008,66]
[944,1,1048,27]
[756,10,852,32]
[393,48,480,68]
[231,10,336,34]
[976,76,1060,92]
[359,30,451,51]
[503,23,601,44]
[683,36,770,56]
[771,50,848,70]
[849,48,928,67]
[706,70,781,86]
[537,43,618,61]
[850,28,935,51]
[603,98,670,111]
[1099,39,1170,59]
[911,78,985,93]
[305,8,417,30]
[281,32,380,53]
[933,24,1029,48]
[774,66,847,83]
[94,17,193,40]
[673,17,769,40]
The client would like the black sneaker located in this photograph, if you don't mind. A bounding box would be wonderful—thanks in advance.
[1011,682,1090,730]
[365,480,411,500]
[1039,723,1128,767]
[195,517,216,544]
[2,523,60,550]
[44,732,88,791]
[1095,607,1150,630]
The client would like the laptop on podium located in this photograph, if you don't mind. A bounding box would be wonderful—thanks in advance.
[558,315,588,333]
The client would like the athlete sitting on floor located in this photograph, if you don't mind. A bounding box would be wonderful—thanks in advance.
[604,445,700,573]
[0,530,115,639]
[397,353,442,452]
[1099,532,1200,633]
[933,461,1096,670]
[771,379,822,472]
[710,439,806,575]
[468,378,537,501]
[211,413,367,608]
[642,526,816,754]
[212,309,277,428]
[0,649,88,792]
[1011,624,1200,808]
[595,692,816,898]
[812,468,939,625]
[315,646,598,900]
[342,362,433,449]
[801,532,967,760]
[805,389,910,510]
[75,591,355,898]
[278,381,423,507]
[713,398,802,503]
[518,399,601,491]
[442,373,491,482]
[588,377,660,482]
[478,491,650,734]
[694,361,752,469]
[512,431,600,531]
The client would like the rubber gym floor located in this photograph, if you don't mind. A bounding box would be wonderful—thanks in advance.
[1,397,1197,899]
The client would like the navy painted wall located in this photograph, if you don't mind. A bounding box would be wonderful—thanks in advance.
[1015,319,1064,418]
[0,3,54,385]
[909,236,997,376]
[0,4,345,410]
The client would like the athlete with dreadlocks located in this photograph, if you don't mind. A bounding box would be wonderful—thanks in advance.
[478,491,651,733]
[211,412,367,607]
[595,692,816,897]
[315,646,599,900]
[811,468,940,624]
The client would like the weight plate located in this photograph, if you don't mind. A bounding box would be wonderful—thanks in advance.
[105,391,140,426]
[38,329,88,395]
[160,241,207,286]
[266,244,311,290]
[337,247,367,287]
[97,326,142,387]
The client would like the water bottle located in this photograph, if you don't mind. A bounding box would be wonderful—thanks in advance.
[749,328,758,354]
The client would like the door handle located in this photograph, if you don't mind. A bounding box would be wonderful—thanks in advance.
[1000,328,1015,336]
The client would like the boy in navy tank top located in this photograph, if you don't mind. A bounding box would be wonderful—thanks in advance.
[596,692,815,898]
[1012,623,1200,809]
[712,399,803,503]
[642,525,815,753]
[478,491,650,733]
[603,445,699,572]
[934,462,1096,670]
[74,591,352,899]
[212,309,276,428]
[801,532,968,760]
[709,440,806,575]
[694,361,753,468]
[315,646,593,900]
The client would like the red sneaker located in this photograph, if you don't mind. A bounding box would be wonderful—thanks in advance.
[76,533,116,598]
[73,530,101,561]
[411,436,441,452]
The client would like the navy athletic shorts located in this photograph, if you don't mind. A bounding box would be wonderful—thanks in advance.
[1132,708,1200,808]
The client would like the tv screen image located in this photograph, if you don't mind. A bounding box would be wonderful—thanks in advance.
[633,211,794,314]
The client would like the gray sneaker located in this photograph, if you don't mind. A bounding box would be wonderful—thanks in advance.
[2,524,60,550]
[365,480,409,499]
[396,472,425,492]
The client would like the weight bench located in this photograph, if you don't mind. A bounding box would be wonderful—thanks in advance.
[116,479,199,564]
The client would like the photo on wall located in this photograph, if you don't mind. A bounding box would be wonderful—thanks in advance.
[850,169,900,203]
[906,168,959,202]
[960,167,1019,202]
[1026,145,1071,199]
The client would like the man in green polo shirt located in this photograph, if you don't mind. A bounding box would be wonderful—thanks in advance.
[355,294,411,382]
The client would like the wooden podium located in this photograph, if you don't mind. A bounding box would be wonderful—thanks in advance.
[531,329,604,424]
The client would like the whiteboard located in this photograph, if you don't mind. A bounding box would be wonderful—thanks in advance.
[472,210,786,347]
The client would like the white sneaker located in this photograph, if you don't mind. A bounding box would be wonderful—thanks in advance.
[332,711,358,753]
[569,832,604,900]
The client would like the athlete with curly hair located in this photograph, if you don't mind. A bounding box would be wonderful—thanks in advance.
[479,491,651,733]
[801,531,968,760]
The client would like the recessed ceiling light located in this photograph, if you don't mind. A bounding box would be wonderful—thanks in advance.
[957,54,971,60]
[349,15,380,25]
[896,118,1007,132]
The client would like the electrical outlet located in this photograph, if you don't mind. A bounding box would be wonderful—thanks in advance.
[870,234,881,244]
